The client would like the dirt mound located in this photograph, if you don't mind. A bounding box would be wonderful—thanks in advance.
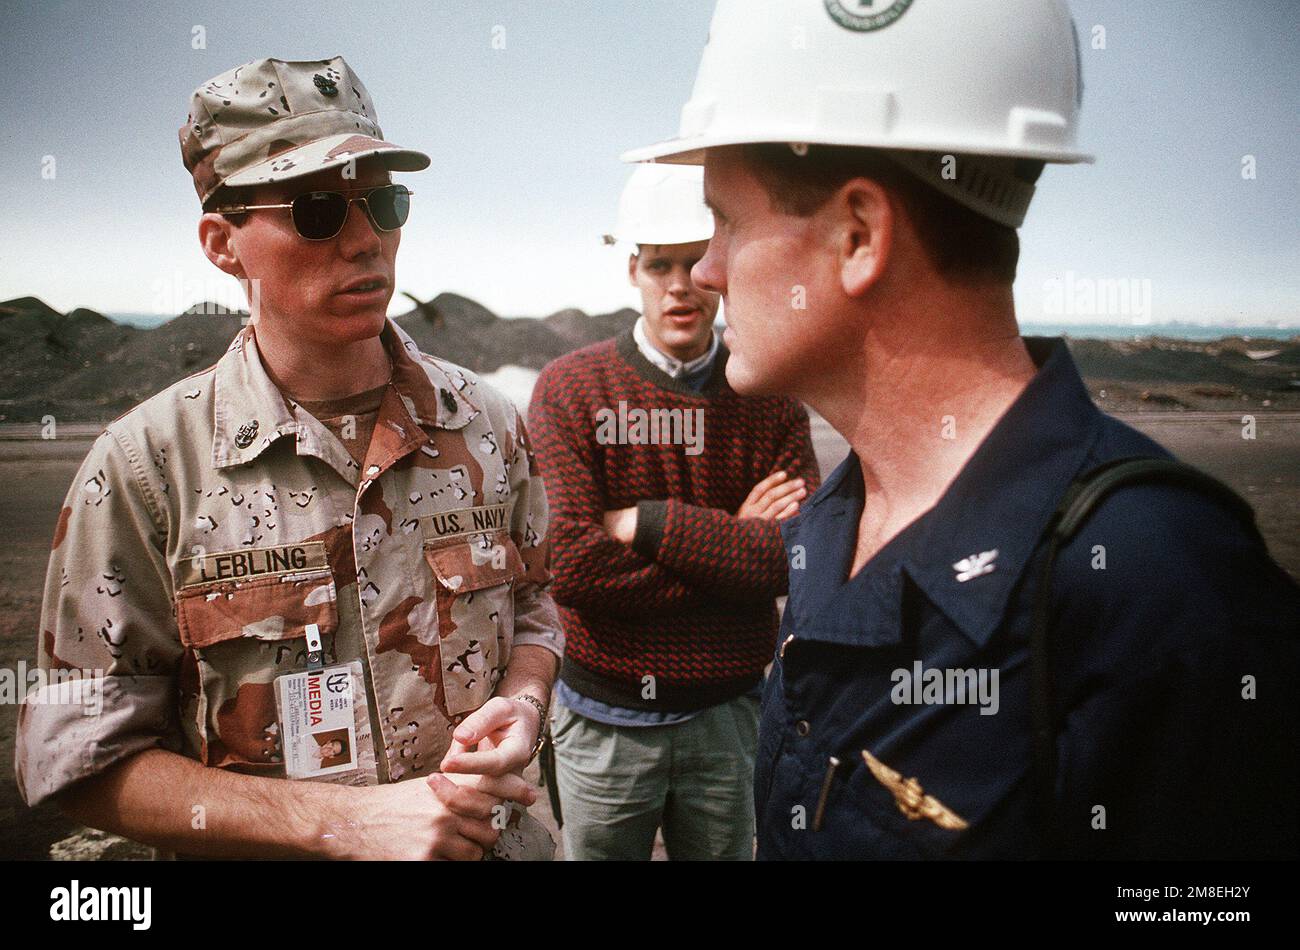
[0,295,638,422]
[544,306,640,351]
[0,298,141,421]
[5,294,1292,422]
[1064,336,1300,411]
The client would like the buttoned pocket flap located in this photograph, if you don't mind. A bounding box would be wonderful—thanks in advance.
[175,568,339,650]
[425,530,525,593]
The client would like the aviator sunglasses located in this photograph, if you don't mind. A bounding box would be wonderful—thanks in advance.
[213,183,413,240]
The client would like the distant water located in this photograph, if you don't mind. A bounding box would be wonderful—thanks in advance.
[106,313,171,328]
[1020,322,1296,341]
[110,312,233,328]
[107,312,1295,342]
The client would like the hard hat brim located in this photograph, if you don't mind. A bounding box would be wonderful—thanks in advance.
[621,132,1094,166]
[607,229,715,247]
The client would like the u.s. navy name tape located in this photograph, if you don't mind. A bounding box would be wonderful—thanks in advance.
[420,503,510,541]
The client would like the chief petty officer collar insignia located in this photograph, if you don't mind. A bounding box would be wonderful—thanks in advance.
[953,548,998,583]
[234,420,259,449]
[862,749,968,831]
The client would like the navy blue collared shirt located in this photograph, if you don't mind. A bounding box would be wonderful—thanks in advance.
[755,338,1298,859]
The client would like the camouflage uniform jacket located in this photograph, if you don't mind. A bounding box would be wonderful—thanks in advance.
[16,318,562,807]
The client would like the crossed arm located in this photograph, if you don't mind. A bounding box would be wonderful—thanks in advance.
[527,368,820,613]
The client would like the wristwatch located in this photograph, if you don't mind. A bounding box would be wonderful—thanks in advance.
[515,693,549,763]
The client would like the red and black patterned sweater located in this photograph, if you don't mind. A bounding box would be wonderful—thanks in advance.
[528,330,821,711]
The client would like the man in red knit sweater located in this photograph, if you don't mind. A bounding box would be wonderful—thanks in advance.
[529,165,820,860]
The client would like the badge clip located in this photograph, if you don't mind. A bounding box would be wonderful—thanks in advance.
[305,622,324,672]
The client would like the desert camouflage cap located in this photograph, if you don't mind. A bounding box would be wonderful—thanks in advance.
[180,56,430,209]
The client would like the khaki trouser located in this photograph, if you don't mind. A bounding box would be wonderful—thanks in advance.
[551,694,760,861]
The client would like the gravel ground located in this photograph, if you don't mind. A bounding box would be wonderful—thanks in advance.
[2,410,1295,860]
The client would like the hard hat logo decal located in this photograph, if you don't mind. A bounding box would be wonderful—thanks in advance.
[824,0,915,32]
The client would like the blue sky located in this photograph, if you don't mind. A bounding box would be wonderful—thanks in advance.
[1,0,1296,325]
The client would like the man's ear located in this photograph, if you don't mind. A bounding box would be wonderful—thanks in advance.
[198,213,245,278]
[837,178,893,299]
[627,251,639,288]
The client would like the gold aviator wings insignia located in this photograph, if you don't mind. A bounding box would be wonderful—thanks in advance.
[862,749,969,831]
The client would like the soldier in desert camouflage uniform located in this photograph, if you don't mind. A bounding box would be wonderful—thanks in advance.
[14,57,562,861]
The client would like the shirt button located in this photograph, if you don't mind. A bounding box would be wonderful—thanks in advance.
[795,719,811,737]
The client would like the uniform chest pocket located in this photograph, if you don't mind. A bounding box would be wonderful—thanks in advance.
[174,562,340,769]
[424,529,525,718]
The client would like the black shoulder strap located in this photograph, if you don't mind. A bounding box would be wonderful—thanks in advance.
[1029,457,1259,856]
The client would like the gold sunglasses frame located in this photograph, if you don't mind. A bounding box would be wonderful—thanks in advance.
[211,184,414,240]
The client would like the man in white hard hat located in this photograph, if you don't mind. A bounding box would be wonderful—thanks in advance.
[528,164,820,859]
[624,0,1298,859]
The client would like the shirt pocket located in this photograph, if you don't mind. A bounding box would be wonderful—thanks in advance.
[839,744,1024,859]
[423,528,525,718]
[174,567,340,770]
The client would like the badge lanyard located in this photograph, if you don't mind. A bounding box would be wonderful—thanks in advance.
[305,622,324,672]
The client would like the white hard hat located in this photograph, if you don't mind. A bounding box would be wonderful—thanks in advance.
[622,0,1092,225]
[604,164,714,246]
